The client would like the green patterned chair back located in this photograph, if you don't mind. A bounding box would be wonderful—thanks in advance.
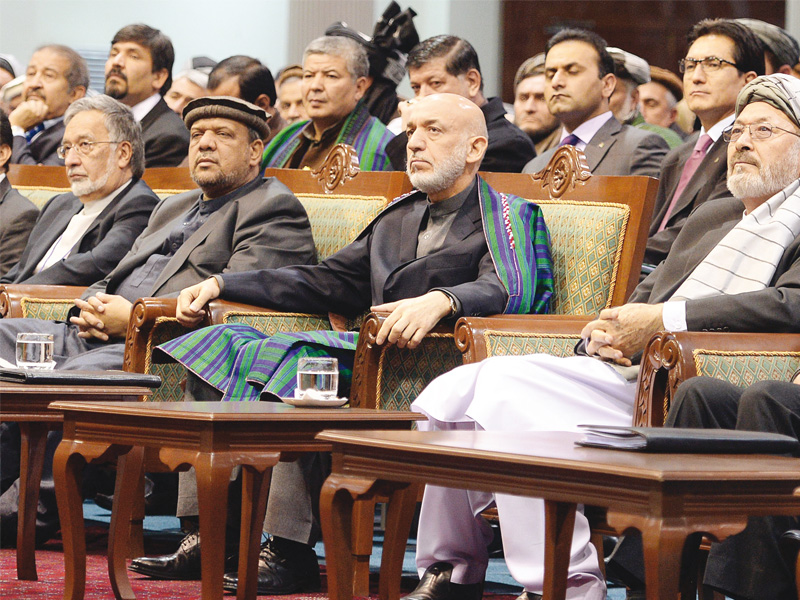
[222,311,331,334]
[694,350,800,388]
[375,333,462,412]
[482,330,580,361]
[16,186,68,210]
[539,200,629,315]
[20,298,74,321]
[297,194,387,260]
[143,318,193,402]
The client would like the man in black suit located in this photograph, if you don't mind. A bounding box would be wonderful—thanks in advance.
[386,35,536,173]
[0,96,316,547]
[9,44,88,166]
[104,24,189,168]
[407,73,800,600]
[1,95,158,286]
[644,19,764,270]
[0,109,37,276]
[523,28,669,178]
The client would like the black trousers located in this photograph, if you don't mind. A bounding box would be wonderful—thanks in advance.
[664,377,800,600]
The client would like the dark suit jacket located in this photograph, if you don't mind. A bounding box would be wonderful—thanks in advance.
[0,177,38,277]
[386,97,536,173]
[644,134,729,266]
[631,196,800,334]
[1,179,159,285]
[219,184,509,318]
[83,177,316,301]
[140,97,190,168]
[523,116,669,178]
[10,121,65,166]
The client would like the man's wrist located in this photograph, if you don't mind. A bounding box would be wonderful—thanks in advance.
[211,274,224,296]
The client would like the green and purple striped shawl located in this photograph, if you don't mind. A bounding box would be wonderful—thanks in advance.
[261,101,394,171]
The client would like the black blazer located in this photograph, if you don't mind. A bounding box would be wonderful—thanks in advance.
[1,178,159,285]
[10,121,65,166]
[140,97,190,168]
[644,134,729,266]
[220,183,509,318]
[0,177,38,277]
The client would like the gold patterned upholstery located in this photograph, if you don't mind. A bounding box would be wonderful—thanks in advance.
[695,350,800,388]
[483,330,580,361]
[16,186,67,209]
[538,200,628,315]
[143,318,192,402]
[297,194,387,260]
[222,311,331,334]
[20,297,74,321]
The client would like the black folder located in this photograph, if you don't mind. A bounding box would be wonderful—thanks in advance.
[576,425,800,454]
[0,368,161,388]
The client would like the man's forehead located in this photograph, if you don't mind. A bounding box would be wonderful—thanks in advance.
[209,76,240,96]
[409,57,451,77]
[64,111,107,137]
[737,100,796,124]
[111,40,152,59]
[190,116,246,131]
[304,53,347,70]
[545,40,599,68]
[686,34,736,60]
[29,49,69,71]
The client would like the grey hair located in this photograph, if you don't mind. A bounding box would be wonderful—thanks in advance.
[64,95,145,178]
[303,36,369,80]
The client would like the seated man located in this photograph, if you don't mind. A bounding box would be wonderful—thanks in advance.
[0,96,316,545]
[512,53,561,156]
[261,35,394,172]
[128,93,554,593]
[405,73,800,600]
[1,95,159,285]
[0,109,37,277]
[164,56,216,115]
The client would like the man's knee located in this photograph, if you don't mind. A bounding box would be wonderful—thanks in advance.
[738,380,800,431]
[666,376,740,427]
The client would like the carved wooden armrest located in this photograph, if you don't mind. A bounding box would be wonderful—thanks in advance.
[350,312,459,410]
[634,331,800,427]
[455,314,594,364]
[0,284,86,319]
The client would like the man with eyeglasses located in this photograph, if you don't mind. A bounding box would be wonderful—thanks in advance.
[1,94,158,285]
[643,19,764,274]
[402,73,800,600]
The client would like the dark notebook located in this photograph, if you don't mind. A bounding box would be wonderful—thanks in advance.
[0,368,161,388]
[576,425,800,454]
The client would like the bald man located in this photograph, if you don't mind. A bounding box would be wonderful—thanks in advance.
[131,93,555,594]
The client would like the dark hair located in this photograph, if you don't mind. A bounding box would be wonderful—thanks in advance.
[545,28,615,78]
[209,55,277,105]
[36,44,90,91]
[407,35,484,92]
[0,109,11,172]
[687,19,765,76]
[111,24,175,95]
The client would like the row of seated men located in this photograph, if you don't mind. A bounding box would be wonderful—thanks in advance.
[0,16,799,600]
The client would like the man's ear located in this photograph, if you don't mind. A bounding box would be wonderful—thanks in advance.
[151,68,170,93]
[465,68,482,99]
[600,73,617,100]
[0,144,11,171]
[68,85,87,103]
[249,137,265,166]
[253,93,272,112]
[778,64,794,75]
[743,71,758,84]
[115,140,132,169]
[353,76,371,101]
[467,135,488,165]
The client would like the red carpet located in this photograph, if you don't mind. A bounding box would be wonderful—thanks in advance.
[1,526,518,599]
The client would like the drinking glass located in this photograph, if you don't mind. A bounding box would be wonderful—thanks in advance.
[296,357,339,399]
[15,333,56,370]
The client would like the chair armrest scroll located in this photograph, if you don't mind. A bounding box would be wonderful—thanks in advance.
[0,284,87,319]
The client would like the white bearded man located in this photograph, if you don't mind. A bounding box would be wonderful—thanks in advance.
[404,73,800,600]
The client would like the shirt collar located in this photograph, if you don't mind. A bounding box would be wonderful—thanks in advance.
[560,111,614,146]
[300,117,346,143]
[702,113,736,143]
[79,178,132,217]
[130,94,162,122]
[427,177,476,217]
[0,173,6,185]
[199,174,263,214]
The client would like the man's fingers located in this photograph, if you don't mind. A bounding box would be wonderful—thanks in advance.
[375,312,400,345]
[370,301,400,314]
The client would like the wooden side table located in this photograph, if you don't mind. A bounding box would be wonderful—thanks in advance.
[0,383,150,581]
[50,400,424,600]
[317,429,800,600]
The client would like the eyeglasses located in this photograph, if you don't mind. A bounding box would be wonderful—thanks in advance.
[722,123,800,143]
[679,56,739,74]
[56,140,118,159]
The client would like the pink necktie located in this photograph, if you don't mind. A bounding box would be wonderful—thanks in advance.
[657,133,713,232]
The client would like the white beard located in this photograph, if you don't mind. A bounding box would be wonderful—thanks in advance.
[407,143,469,196]
[728,142,800,201]
[69,152,116,198]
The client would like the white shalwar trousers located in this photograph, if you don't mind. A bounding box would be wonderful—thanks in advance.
[412,354,637,599]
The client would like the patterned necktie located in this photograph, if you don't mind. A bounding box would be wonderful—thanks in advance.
[559,133,581,147]
[657,133,714,232]
[24,123,45,144]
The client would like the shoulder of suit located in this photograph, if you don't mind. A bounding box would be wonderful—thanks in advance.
[616,122,669,148]
[690,195,743,221]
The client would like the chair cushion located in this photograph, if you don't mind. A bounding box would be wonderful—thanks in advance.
[695,350,800,387]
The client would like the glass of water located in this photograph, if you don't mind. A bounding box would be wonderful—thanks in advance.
[15,333,56,370]
[296,357,339,399]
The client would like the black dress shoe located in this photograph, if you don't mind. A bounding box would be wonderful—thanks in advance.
[129,529,202,580]
[403,562,483,600]
[222,536,320,595]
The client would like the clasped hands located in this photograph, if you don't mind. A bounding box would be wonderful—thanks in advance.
[581,303,665,366]
[175,277,451,350]
[70,293,133,341]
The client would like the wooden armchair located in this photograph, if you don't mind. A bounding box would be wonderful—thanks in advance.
[0,285,85,320]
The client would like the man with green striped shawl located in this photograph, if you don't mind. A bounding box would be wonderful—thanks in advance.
[260,35,394,172]
[130,93,554,592]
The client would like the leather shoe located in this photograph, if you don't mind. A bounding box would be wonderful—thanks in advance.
[403,562,483,600]
[222,536,320,595]
[129,530,237,580]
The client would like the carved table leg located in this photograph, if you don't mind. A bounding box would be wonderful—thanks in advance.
[542,501,576,600]
[16,421,51,580]
[378,483,419,600]
[352,497,377,596]
[236,464,273,600]
[108,446,145,600]
[195,451,236,600]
